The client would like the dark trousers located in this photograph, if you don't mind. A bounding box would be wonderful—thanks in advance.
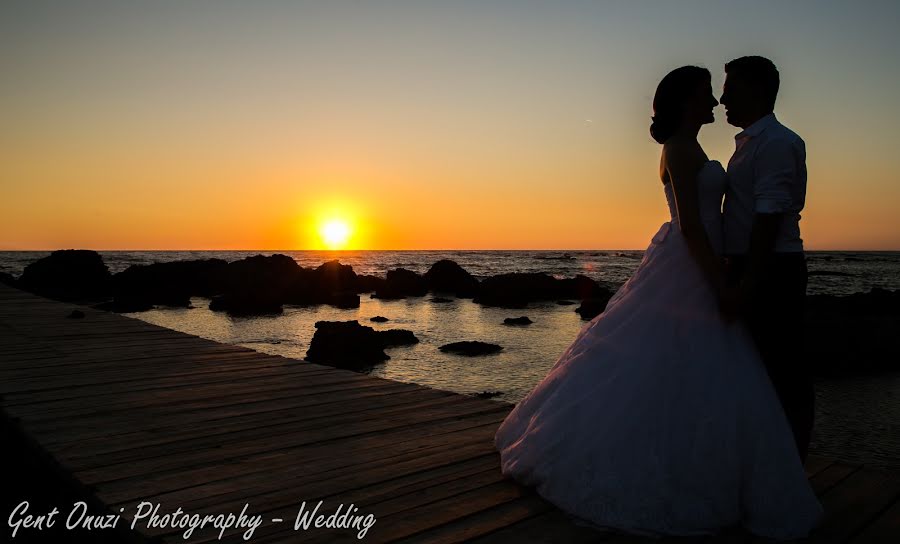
[725,252,813,462]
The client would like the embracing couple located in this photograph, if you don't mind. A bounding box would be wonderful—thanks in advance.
[494,56,823,539]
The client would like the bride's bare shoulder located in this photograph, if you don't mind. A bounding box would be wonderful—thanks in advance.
[661,138,706,174]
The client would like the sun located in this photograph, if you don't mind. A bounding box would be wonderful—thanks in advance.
[319,219,352,249]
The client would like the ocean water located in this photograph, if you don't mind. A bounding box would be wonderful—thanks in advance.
[3,249,900,468]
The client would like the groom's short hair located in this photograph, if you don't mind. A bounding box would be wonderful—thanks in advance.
[725,56,780,111]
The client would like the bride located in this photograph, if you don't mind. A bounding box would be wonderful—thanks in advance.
[493,66,824,539]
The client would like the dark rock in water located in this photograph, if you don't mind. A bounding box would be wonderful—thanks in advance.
[311,260,359,296]
[374,268,428,299]
[370,316,389,322]
[93,298,154,313]
[19,249,111,302]
[804,288,900,377]
[472,390,503,399]
[576,295,613,320]
[439,341,503,356]
[209,293,283,316]
[378,329,420,347]
[430,297,453,303]
[110,258,228,311]
[424,260,480,298]
[559,274,609,300]
[806,287,899,316]
[306,320,390,369]
[326,291,361,309]
[0,271,16,287]
[503,316,533,325]
[210,254,300,316]
[67,310,85,319]
[474,273,559,308]
[556,300,576,305]
[356,274,385,294]
[282,261,362,309]
[474,272,611,308]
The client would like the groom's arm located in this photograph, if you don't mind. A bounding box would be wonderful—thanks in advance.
[741,213,781,297]
[739,135,803,300]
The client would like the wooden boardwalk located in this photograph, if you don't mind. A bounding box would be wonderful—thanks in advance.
[1,282,898,543]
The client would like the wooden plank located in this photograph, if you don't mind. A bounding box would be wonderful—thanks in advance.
[848,494,900,542]
[58,397,509,474]
[119,435,506,538]
[805,454,835,478]
[789,467,900,544]
[386,495,554,544]
[72,405,509,485]
[54,389,472,465]
[6,365,343,418]
[462,509,608,544]
[810,462,861,496]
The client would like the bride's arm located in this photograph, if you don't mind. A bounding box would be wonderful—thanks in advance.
[664,143,727,301]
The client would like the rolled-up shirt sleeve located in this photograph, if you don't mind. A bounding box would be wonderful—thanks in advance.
[754,135,804,214]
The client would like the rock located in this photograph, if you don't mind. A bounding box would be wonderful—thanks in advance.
[472,390,503,399]
[439,341,503,356]
[370,316,389,322]
[558,274,609,300]
[430,297,453,303]
[378,329,420,347]
[311,260,359,295]
[209,293,283,316]
[424,260,479,298]
[474,272,610,308]
[305,320,390,369]
[806,287,899,316]
[93,298,154,313]
[804,288,900,377]
[575,296,612,320]
[210,254,301,316]
[503,316,533,325]
[67,310,85,319]
[473,273,559,308]
[356,274,385,294]
[110,258,228,311]
[374,268,428,299]
[0,271,16,287]
[18,250,111,302]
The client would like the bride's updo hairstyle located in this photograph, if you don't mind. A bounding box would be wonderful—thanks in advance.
[650,66,711,144]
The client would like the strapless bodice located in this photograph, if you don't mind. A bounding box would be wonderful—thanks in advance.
[663,160,727,254]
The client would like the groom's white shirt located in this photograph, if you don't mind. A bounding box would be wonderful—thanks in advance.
[724,113,806,255]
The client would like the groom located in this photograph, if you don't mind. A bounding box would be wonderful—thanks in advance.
[719,56,813,462]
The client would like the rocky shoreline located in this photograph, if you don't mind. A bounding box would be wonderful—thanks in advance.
[2,249,897,377]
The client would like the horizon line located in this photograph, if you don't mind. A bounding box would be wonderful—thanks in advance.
[2,248,900,253]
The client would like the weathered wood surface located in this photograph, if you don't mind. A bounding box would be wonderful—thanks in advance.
[1,283,898,543]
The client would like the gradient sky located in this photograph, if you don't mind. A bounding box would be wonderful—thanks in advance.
[2,0,899,250]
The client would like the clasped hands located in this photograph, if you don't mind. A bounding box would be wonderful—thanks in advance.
[713,258,753,324]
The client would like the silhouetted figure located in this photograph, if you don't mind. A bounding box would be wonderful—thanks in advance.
[719,55,813,462]
[493,65,823,539]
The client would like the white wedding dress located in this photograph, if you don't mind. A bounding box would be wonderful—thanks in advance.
[493,160,824,539]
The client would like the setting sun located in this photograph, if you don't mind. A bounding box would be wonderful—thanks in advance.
[319,219,352,249]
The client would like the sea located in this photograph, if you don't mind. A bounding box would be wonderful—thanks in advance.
[3,249,900,469]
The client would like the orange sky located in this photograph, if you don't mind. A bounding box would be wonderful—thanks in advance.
[2,2,898,251]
